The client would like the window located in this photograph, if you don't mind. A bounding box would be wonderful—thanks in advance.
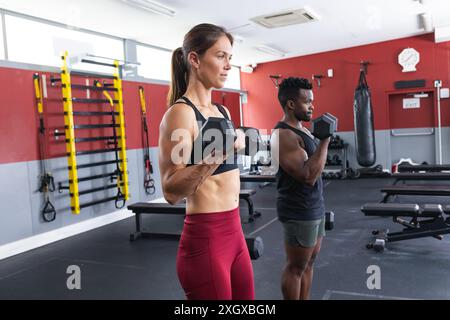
[136,44,241,90]
[224,66,241,90]
[5,15,124,72]
[136,44,171,81]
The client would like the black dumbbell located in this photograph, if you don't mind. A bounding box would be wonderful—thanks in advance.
[311,113,338,140]
[237,126,262,157]
[332,154,342,165]
[246,236,264,260]
[325,211,335,230]
[326,155,332,166]
[192,117,236,163]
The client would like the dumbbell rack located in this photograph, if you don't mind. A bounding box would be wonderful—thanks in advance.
[56,51,129,214]
[323,141,349,179]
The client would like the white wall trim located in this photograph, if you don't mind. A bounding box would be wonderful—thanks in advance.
[0,197,165,261]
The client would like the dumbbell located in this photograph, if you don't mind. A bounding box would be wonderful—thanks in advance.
[311,113,338,140]
[325,211,335,230]
[192,117,236,163]
[332,154,342,165]
[237,126,262,157]
[246,236,264,260]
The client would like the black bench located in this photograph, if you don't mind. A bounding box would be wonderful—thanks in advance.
[239,189,261,222]
[398,164,450,172]
[127,192,265,260]
[361,203,450,251]
[380,185,450,203]
[240,174,276,189]
[392,172,450,185]
[128,189,260,241]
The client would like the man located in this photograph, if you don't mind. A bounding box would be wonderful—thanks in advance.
[270,77,330,300]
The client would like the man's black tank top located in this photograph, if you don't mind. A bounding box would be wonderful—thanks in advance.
[177,96,238,175]
[274,121,325,221]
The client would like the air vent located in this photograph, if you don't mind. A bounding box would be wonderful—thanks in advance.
[250,8,319,29]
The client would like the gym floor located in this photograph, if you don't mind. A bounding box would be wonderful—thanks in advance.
[1,178,450,300]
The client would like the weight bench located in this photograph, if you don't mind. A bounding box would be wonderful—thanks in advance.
[398,164,450,172]
[128,189,260,241]
[240,174,276,189]
[239,189,262,222]
[392,172,450,185]
[127,192,265,260]
[380,185,450,203]
[361,203,450,252]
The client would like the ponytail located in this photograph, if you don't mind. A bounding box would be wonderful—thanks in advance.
[168,47,188,106]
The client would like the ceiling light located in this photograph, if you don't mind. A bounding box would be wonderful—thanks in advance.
[121,0,176,17]
[255,45,286,57]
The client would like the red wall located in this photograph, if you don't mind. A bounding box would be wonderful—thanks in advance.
[241,33,450,132]
[0,67,241,164]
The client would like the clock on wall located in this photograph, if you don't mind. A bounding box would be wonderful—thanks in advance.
[398,48,420,72]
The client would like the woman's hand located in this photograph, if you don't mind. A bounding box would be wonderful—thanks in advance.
[234,128,246,153]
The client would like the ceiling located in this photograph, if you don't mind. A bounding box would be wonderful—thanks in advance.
[0,0,449,67]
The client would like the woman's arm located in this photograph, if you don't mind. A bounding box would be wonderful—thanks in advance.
[158,104,222,204]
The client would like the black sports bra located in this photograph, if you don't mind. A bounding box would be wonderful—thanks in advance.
[176,96,238,175]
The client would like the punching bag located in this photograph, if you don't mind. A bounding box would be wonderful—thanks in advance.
[353,70,376,167]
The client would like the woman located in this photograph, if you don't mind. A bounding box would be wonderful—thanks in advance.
[158,23,254,300]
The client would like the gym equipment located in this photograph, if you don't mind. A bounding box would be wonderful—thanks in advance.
[325,134,350,179]
[353,67,376,167]
[362,203,450,252]
[325,211,335,230]
[127,192,264,260]
[311,113,338,140]
[96,80,126,209]
[138,86,155,195]
[246,237,264,260]
[380,185,450,203]
[345,168,361,179]
[192,117,236,164]
[33,73,56,222]
[239,189,262,223]
[398,164,450,172]
[331,154,342,165]
[240,175,276,183]
[128,190,260,240]
[237,126,262,157]
[392,172,450,185]
[324,113,338,130]
[55,52,129,214]
[240,174,276,189]
[329,135,344,148]
[356,165,389,178]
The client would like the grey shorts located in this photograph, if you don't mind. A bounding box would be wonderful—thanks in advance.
[280,216,326,248]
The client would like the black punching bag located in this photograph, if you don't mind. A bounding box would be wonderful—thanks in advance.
[353,70,376,167]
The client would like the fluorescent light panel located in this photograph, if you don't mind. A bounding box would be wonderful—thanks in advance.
[121,0,176,17]
[255,45,286,57]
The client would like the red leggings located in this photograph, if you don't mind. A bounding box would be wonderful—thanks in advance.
[176,207,255,300]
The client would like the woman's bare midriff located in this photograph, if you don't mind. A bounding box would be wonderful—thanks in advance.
[186,168,240,214]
